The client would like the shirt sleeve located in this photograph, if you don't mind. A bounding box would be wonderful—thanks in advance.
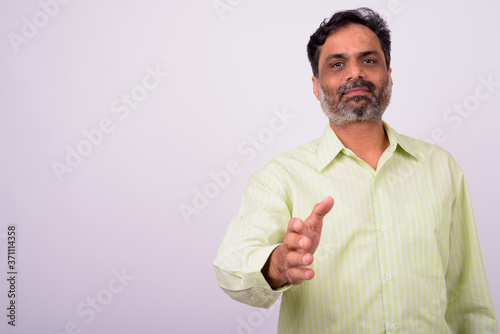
[445,174,498,333]
[213,169,292,308]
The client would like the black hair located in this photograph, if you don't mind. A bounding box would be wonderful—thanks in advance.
[307,7,391,78]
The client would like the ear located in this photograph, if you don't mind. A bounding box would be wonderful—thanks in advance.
[388,68,393,86]
[312,76,320,101]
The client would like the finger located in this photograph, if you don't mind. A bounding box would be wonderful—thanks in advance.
[312,196,334,218]
[287,218,303,233]
[286,267,315,285]
[306,196,334,228]
[286,251,314,267]
[284,231,310,251]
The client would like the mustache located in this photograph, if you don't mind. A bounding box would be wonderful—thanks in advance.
[337,79,376,98]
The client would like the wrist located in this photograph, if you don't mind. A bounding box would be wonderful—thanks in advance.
[261,245,288,289]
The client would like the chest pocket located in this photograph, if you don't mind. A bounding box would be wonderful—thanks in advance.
[404,204,451,278]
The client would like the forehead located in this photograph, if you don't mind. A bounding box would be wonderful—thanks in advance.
[319,23,384,60]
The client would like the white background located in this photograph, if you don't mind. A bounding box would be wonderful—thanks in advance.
[1,0,499,333]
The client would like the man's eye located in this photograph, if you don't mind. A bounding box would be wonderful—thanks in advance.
[363,59,375,64]
[330,62,343,68]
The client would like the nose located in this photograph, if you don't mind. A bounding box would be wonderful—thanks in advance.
[344,61,364,81]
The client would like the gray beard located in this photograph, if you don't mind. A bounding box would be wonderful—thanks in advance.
[318,78,392,127]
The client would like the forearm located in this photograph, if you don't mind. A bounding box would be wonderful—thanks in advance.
[213,244,288,308]
[213,169,293,307]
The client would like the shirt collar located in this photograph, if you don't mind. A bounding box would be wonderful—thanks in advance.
[383,121,420,162]
[316,124,344,171]
[316,121,419,171]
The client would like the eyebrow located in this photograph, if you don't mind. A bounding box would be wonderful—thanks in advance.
[324,50,381,63]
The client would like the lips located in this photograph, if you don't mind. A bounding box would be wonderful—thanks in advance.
[344,88,369,96]
[336,79,377,99]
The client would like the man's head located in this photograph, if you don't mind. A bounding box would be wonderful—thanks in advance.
[307,8,393,127]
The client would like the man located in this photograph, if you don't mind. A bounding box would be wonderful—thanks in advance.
[214,8,497,333]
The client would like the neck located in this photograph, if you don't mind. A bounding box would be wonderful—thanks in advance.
[330,120,389,170]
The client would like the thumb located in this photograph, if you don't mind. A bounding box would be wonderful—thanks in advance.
[308,196,334,226]
[313,196,334,216]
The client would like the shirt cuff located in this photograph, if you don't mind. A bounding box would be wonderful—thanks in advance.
[244,244,291,303]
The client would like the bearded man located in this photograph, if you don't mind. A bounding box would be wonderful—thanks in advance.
[214,7,497,333]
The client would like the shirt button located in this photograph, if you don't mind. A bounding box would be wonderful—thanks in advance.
[385,274,392,281]
[380,225,387,232]
[390,323,397,331]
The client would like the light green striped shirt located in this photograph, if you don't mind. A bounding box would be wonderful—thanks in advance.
[214,122,497,333]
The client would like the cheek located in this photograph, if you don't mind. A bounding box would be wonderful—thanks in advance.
[321,81,341,96]
[323,86,339,101]
[374,76,390,92]
[318,72,342,91]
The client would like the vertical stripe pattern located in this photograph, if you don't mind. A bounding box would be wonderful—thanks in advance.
[213,122,498,333]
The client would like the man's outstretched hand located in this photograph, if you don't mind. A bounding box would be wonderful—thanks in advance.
[262,196,334,289]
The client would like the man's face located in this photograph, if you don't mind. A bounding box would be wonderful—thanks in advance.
[312,24,393,127]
